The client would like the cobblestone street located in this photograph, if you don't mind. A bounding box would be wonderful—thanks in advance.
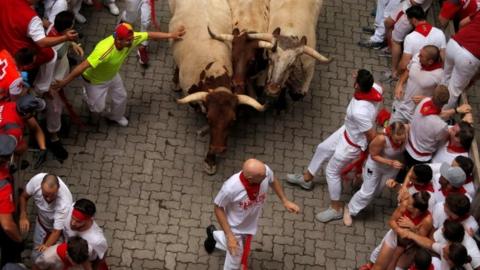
[17,0,480,269]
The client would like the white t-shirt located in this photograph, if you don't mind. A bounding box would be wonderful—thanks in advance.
[63,205,108,261]
[406,98,449,161]
[432,242,475,270]
[214,165,274,235]
[403,26,446,56]
[402,0,433,11]
[34,243,85,270]
[44,0,68,23]
[432,142,469,165]
[27,16,46,42]
[344,83,383,151]
[25,173,73,231]
[431,201,478,232]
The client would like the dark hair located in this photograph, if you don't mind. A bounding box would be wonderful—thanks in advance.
[14,48,36,67]
[412,191,430,212]
[406,5,426,20]
[457,122,474,151]
[446,193,471,217]
[413,164,433,185]
[433,85,450,108]
[448,243,472,269]
[67,236,89,264]
[455,156,474,177]
[443,220,465,243]
[413,248,432,269]
[54,11,75,33]
[356,69,374,92]
[74,198,96,217]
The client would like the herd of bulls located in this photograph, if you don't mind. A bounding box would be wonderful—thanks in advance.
[168,0,333,174]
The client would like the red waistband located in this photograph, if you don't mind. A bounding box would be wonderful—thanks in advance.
[343,131,361,149]
[407,137,432,157]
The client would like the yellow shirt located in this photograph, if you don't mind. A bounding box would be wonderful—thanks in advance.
[82,32,148,84]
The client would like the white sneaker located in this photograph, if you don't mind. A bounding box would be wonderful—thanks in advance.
[74,13,87,24]
[286,173,313,190]
[108,116,128,127]
[316,207,343,223]
[107,3,120,15]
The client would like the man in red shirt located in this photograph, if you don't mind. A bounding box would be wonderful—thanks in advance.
[438,0,480,30]
[442,11,480,110]
[0,134,23,268]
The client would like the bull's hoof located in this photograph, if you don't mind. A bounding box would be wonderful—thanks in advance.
[204,162,217,175]
[288,90,305,101]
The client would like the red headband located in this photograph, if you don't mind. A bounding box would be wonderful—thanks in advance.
[114,23,133,39]
[72,208,92,221]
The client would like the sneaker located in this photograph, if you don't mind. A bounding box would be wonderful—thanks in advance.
[361,26,375,35]
[137,46,149,65]
[107,116,129,127]
[358,40,386,50]
[343,206,353,226]
[74,13,87,24]
[316,207,343,223]
[204,225,217,254]
[286,173,313,190]
[107,3,119,15]
[49,140,69,162]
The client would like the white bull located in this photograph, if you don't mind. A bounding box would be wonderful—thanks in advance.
[169,0,265,175]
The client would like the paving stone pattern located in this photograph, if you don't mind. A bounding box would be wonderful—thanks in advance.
[18,0,480,269]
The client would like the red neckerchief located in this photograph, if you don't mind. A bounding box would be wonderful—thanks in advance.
[354,87,383,102]
[385,126,403,150]
[407,181,434,192]
[447,140,467,153]
[47,26,61,37]
[239,172,261,201]
[404,210,430,226]
[415,21,433,37]
[56,243,73,270]
[465,175,473,184]
[408,264,434,270]
[420,100,441,116]
[440,186,467,197]
[421,61,443,71]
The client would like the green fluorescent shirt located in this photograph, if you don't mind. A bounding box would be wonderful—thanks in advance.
[82,32,148,84]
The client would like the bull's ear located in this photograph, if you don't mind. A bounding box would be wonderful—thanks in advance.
[200,70,206,81]
[273,27,281,36]
[301,36,307,45]
[272,41,278,52]
[233,28,240,36]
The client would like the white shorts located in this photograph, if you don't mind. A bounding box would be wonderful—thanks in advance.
[390,7,413,43]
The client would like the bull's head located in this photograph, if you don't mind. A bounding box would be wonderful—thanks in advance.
[248,28,332,98]
[208,27,274,95]
[177,88,265,154]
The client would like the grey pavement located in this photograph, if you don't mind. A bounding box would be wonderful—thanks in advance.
[17,0,480,269]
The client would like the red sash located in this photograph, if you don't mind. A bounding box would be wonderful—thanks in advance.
[56,243,73,270]
[394,10,405,23]
[239,172,260,201]
[407,181,434,192]
[343,131,361,149]
[404,210,430,226]
[408,137,432,157]
[354,87,383,102]
[420,100,441,116]
[241,235,253,270]
[415,22,433,37]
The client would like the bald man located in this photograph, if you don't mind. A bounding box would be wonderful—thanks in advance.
[19,173,72,261]
[204,159,300,270]
[391,45,444,123]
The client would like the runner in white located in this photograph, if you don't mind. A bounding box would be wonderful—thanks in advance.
[204,159,300,270]
[33,236,91,270]
[63,199,108,269]
[343,122,407,226]
[19,173,73,261]
[432,118,474,165]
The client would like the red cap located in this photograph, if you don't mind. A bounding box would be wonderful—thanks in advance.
[114,23,134,39]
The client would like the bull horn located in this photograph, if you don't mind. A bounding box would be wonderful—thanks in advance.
[237,95,266,111]
[246,33,274,42]
[177,92,209,104]
[302,46,333,63]
[257,41,274,49]
[207,26,233,42]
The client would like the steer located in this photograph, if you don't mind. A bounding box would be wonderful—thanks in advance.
[169,0,265,174]
[208,0,272,96]
[249,0,333,103]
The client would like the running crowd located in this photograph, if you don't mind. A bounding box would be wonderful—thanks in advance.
[0,0,479,269]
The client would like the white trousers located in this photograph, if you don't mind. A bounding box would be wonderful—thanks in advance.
[307,126,344,176]
[83,74,127,121]
[325,135,362,201]
[34,50,57,94]
[370,0,401,43]
[213,231,245,270]
[121,0,151,46]
[45,54,70,133]
[443,39,480,109]
[348,160,398,216]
